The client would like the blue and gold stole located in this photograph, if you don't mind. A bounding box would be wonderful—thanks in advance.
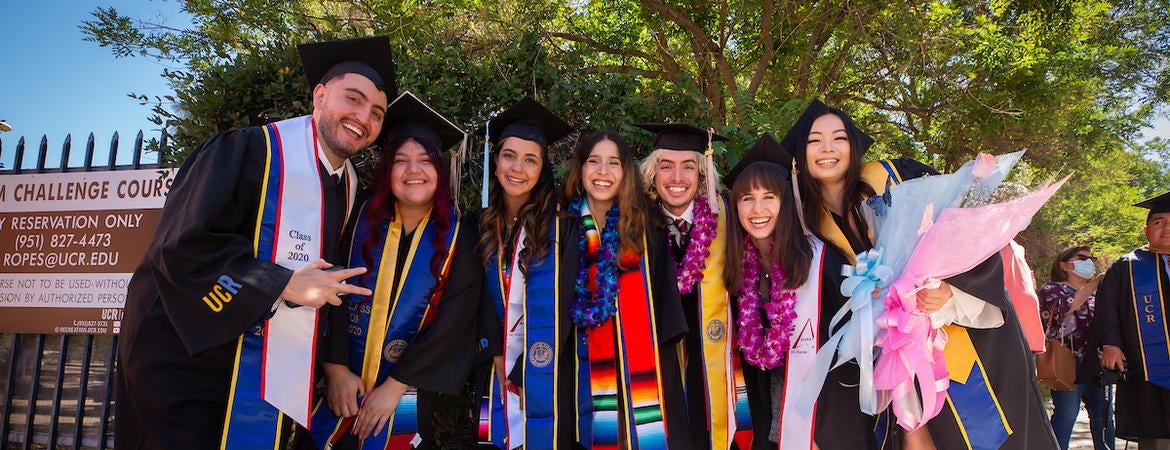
[309,204,460,450]
[575,233,670,450]
[1129,249,1170,389]
[220,115,356,450]
[479,218,563,449]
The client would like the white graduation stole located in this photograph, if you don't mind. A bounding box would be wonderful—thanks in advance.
[504,226,528,448]
[260,115,355,427]
[777,238,826,449]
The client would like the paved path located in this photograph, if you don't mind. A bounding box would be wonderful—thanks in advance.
[1066,400,1128,450]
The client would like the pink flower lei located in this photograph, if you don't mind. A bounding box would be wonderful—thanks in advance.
[676,195,717,294]
[736,235,798,369]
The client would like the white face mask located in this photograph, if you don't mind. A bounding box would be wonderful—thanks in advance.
[1071,259,1096,279]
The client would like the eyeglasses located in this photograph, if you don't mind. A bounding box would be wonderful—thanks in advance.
[1066,254,1098,262]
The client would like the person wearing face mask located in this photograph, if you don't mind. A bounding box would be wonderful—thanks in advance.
[1039,246,1113,450]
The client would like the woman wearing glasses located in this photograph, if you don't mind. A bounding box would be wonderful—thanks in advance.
[1039,246,1115,450]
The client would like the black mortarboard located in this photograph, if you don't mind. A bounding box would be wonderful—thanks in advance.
[778,99,874,163]
[383,91,465,151]
[634,123,728,152]
[298,36,397,95]
[477,98,573,147]
[1135,191,1170,214]
[725,133,793,187]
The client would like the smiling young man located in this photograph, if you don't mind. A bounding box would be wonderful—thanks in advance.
[636,123,748,449]
[1085,191,1170,450]
[115,37,395,450]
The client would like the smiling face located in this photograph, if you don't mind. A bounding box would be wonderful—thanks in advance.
[581,139,623,206]
[804,113,852,185]
[652,149,701,216]
[495,136,544,204]
[313,73,388,168]
[389,139,438,211]
[1147,212,1170,252]
[737,184,782,247]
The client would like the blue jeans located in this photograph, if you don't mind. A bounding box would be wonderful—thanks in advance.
[1050,382,1115,450]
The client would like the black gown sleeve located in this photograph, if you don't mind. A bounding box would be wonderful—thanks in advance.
[389,215,485,395]
[142,128,292,356]
[888,157,940,179]
[648,223,688,345]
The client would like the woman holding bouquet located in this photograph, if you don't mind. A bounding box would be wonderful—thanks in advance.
[782,99,1056,449]
[722,135,876,449]
[562,131,692,449]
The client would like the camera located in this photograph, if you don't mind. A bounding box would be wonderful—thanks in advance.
[1096,367,1128,386]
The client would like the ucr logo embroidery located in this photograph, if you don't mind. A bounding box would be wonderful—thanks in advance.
[384,339,408,363]
[706,319,726,342]
[529,341,553,368]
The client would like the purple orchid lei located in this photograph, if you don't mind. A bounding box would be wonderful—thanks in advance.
[570,195,622,329]
[676,195,717,294]
[736,235,798,369]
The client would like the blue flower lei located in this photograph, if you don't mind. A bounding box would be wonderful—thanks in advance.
[570,195,622,329]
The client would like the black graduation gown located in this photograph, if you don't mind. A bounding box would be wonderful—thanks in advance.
[567,220,691,449]
[1081,250,1170,440]
[473,213,581,449]
[825,159,1055,449]
[735,244,877,450]
[115,125,350,450]
[320,213,485,449]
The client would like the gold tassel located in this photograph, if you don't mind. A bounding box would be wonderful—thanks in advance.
[705,128,720,209]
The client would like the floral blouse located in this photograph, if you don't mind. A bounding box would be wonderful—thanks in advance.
[1038,281,1095,359]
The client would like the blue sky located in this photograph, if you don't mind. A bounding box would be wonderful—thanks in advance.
[0,1,1167,171]
[0,0,189,169]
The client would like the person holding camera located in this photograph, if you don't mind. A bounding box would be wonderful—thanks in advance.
[1085,191,1170,450]
[1040,246,1114,450]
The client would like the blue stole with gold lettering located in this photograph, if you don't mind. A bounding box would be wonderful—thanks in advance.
[309,204,460,449]
[1130,249,1170,389]
[480,219,561,449]
[220,115,353,450]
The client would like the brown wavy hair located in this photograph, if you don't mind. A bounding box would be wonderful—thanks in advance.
[723,162,812,292]
[477,137,560,276]
[562,130,653,256]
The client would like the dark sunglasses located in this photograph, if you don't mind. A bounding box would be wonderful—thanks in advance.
[1065,254,1098,262]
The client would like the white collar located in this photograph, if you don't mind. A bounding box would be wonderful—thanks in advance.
[662,201,695,222]
[317,139,346,177]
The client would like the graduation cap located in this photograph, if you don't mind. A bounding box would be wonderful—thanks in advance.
[725,133,792,186]
[1135,191,1170,215]
[476,98,573,207]
[383,91,468,214]
[778,99,875,165]
[633,122,727,210]
[727,133,811,236]
[298,36,397,96]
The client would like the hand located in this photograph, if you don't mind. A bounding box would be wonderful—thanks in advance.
[324,363,365,418]
[903,427,937,450]
[493,355,508,401]
[916,279,953,314]
[1083,273,1103,295]
[280,259,372,308]
[353,376,409,439]
[1101,345,1127,371]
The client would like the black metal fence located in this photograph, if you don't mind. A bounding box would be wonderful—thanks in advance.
[1,131,165,450]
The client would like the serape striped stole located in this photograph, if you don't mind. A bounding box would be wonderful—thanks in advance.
[479,219,563,448]
[309,206,460,450]
[576,234,670,450]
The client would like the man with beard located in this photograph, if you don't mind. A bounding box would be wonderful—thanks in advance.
[636,123,748,449]
[115,36,395,450]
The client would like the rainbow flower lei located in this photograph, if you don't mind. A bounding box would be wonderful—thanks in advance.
[675,195,717,295]
[570,196,622,329]
[736,235,798,369]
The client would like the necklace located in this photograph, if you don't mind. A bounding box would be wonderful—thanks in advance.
[736,235,798,369]
[675,195,717,295]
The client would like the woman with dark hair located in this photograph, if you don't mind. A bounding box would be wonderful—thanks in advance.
[473,98,579,449]
[310,92,484,449]
[722,135,873,449]
[562,130,691,449]
[782,99,1056,449]
[1040,245,1114,450]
